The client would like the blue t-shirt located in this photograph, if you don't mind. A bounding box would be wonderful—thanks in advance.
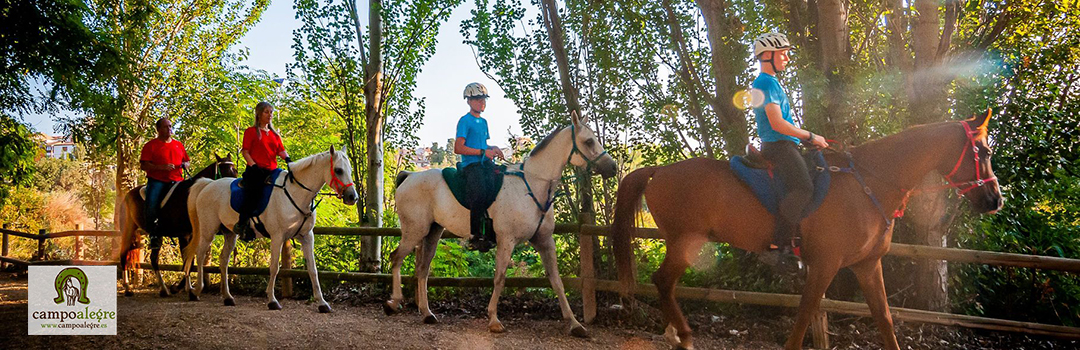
[752,73,800,144]
[456,113,489,166]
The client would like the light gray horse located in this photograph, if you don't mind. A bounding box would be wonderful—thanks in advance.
[186,146,358,312]
[387,112,617,337]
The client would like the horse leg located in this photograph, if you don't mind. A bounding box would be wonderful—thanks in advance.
[415,225,443,323]
[150,246,170,297]
[531,232,588,338]
[385,225,428,315]
[487,241,515,333]
[266,235,285,310]
[784,259,841,350]
[850,259,901,350]
[191,226,214,302]
[180,236,196,296]
[297,232,331,313]
[218,232,239,306]
[653,233,706,350]
[172,236,191,294]
[118,213,137,297]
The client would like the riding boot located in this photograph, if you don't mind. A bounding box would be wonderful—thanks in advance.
[467,209,494,252]
[234,216,253,242]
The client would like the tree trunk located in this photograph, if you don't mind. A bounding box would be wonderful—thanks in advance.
[696,0,749,157]
[360,0,384,273]
[814,0,854,142]
[663,0,713,158]
[907,0,950,311]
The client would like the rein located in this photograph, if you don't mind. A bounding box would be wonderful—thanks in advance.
[825,121,998,227]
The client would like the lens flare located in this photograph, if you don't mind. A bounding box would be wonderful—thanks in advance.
[733,89,764,109]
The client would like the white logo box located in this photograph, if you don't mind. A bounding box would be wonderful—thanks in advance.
[28,266,117,335]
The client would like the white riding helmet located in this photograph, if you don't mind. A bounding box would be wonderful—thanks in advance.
[463,82,489,99]
[754,32,792,58]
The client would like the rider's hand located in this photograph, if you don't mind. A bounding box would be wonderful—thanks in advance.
[810,134,829,149]
[163,163,176,171]
[486,147,505,160]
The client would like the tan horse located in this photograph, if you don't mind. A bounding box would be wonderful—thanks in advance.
[114,155,237,297]
[612,110,1003,350]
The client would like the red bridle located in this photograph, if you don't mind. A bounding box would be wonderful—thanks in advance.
[327,154,354,198]
[918,122,999,196]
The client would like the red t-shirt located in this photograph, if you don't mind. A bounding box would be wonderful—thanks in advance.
[140,138,189,182]
[242,127,285,169]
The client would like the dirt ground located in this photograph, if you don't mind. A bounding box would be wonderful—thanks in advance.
[1,272,1076,350]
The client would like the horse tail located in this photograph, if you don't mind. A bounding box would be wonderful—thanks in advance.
[112,192,140,271]
[612,166,659,297]
[187,178,212,239]
[395,171,411,187]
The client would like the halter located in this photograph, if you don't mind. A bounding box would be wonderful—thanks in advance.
[288,152,355,199]
[937,122,998,196]
[567,122,608,169]
[213,161,234,180]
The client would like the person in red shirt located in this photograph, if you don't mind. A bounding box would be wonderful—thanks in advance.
[139,118,190,238]
[235,101,291,241]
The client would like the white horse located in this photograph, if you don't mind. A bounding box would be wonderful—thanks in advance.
[186,146,359,313]
[387,113,617,337]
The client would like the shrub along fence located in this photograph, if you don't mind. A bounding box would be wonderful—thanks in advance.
[3,222,1080,347]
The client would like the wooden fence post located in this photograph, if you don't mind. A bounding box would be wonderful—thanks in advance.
[811,308,829,349]
[74,224,83,261]
[36,229,47,261]
[2,224,9,269]
[282,239,294,298]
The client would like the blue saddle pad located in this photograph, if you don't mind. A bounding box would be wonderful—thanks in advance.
[730,151,831,218]
[230,169,283,217]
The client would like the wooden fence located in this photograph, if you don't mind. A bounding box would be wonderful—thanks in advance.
[3,222,1080,347]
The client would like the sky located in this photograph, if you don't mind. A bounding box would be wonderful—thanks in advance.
[22,0,523,149]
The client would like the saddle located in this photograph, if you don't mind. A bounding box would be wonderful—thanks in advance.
[139,182,181,209]
[230,168,283,224]
[730,145,831,218]
[442,162,507,212]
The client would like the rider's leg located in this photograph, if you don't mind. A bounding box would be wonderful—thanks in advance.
[144,178,168,236]
[761,140,812,253]
[462,161,491,251]
[234,166,266,241]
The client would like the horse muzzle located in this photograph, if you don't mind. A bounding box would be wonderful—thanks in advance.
[341,188,360,206]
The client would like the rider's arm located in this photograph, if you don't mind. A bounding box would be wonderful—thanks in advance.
[140,160,171,171]
[241,149,256,166]
[455,137,493,158]
[765,104,828,148]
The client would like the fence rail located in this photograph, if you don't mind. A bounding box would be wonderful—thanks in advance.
[3,223,1080,344]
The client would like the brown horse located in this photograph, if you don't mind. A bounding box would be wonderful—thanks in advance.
[612,110,1003,350]
[114,155,237,297]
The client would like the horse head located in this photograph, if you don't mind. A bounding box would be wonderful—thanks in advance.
[942,109,1003,214]
[569,111,618,178]
[214,153,239,179]
[326,145,360,205]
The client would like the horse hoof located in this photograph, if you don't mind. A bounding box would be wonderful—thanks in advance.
[318,304,332,313]
[570,325,589,338]
[224,298,235,306]
[489,322,505,333]
[423,315,438,324]
[159,290,170,298]
[383,300,401,315]
[124,291,134,297]
[268,301,282,310]
[188,293,199,302]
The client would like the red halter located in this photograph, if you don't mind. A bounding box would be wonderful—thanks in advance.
[931,122,998,195]
[327,153,354,198]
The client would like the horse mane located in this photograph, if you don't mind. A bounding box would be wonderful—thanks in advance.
[850,120,956,154]
[288,150,329,174]
[530,126,567,157]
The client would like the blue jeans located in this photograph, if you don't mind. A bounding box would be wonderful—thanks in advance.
[144,178,173,234]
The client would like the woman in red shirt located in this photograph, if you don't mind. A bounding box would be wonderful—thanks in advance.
[234,101,291,241]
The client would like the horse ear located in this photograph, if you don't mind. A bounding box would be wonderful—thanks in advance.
[215,153,221,161]
[971,108,992,130]
[570,109,580,125]
[330,145,336,155]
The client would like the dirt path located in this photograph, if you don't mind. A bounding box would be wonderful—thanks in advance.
[0,273,768,350]
[3,272,1076,350]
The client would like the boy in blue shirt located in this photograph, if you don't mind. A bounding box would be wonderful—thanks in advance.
[751,32,829,261]
[454,82,505,251]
